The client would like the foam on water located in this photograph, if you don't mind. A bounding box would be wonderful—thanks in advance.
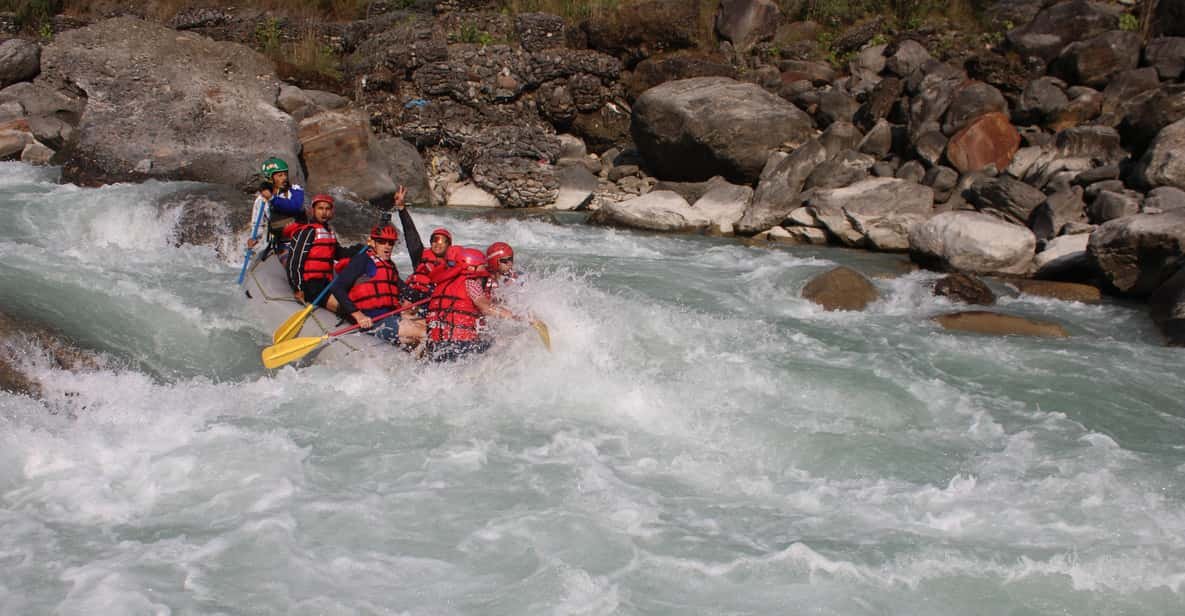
[2,165,1185,613]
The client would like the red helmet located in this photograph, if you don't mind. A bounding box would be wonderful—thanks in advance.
[444,245,464,262]
[311,194,335,207]
[430,228,452,244]
[486,241,513,269]
[459,247,487,268]
[370,225,398,241]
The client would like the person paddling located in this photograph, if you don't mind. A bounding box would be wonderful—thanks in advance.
[425,247,535,362]
[484,241,521,294]
[248,157,306,254]
[329,225,426,348]
[286,194,352,311]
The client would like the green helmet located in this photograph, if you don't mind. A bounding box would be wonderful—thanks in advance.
[260,157,288,179]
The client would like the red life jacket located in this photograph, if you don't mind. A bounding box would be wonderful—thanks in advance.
[348,251,402,311]
[298,223,339,281]
[406,249,439,293]
[427,271,488,342]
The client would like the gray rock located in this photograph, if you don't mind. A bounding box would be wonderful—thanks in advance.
[1034,233,1090,279]
[1054,125,1126,164]
[966,176,1048,225]
[20,140,52,165]
[806,177,934,250]
[914,130,947,167]
[855,76,903,130]
[1097,67,1161,127]
[1087,209,1185,295]
[1006,0,1120,62]
[896,160,926,184]
[1150,266,1185,345]
[549,164,598,211]
[885,40,931,78]
[1143,186,1185,213]
[1136,117,1185,191]
[516,12,567,52]
[1017,77,1069,125]
[0,39,39,88]
[858,119,894,159]
[942,81,1008,136]
[556,134,587,161]
[871,161,896,177]
[1145,37,1185,82]
[692,176,753,234]
[715,0,781,52]
[805,150,874,190]
[1084,179,1125,201]
[934,272,996,305]
[595,190,711,232]
[1073,164,1120,185]
[924,165,959,203]
[1087,190,1142,223]
[0,81,84,151]
[778,59,837,85]
[608,164,640,182]
[908,63,968,141]
[43,17,297,190]
[816,90,859,127]
[910,211,1037,275]
[1028,188,1087,241]
[736,140,828,233]
[1051,30,1141,88]
[632,77,814,184]
[819,121,863,158]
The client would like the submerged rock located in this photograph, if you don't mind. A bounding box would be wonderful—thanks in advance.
[1009,280,1102,303]
[933,311,1069,338]
[933,273,996,305]
[801,266,879,311]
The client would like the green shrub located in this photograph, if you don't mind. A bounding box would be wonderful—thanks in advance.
[1119,13,1139,33]
[0,0,63,32]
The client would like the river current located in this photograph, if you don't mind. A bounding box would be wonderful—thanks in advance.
[1,162,1184,615]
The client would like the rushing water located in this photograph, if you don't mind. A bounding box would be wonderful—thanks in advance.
[1,161,1184,615]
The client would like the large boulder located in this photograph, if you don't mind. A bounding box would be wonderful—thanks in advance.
[715,0,781,52]
[965,176,1047,225]
[548,164,597,211]
[0,81,84,150]
[801,266,880,311]
[933,311,1069,338]
[1086,209,1185,296]
[593,190,711,232]
[1144,37,1185,82]
[1050,30,1141,89]
[945,112,1020,175]
[1149,267,1185,345]
[632,77,814,184]
[942,81,1008,137]
[0,39,39,88]
[1135,118,1185,191]
[735,140,827,233]
[1034,233,1090,279]
[910,211,1037,275]
[299,110,432,205]
[805,178,934,251]
[42,17,297,190]
[1006,0,1120,62]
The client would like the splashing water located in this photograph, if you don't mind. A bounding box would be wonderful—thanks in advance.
[1,162,1184,614]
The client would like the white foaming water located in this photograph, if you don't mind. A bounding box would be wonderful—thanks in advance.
[2,163,1185,614]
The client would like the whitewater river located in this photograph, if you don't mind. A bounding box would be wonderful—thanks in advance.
[1,161,1184,614]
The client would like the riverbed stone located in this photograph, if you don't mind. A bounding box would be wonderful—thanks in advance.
[1135,117,1185,191]
[945,112,1020,175]
[933,311,1069,337]
[692,176,753,235]
[806,177,934,251]
[1150,266,1185,345]
[1010,279,1102,303]
[736,140,827,234]
[595,190,711,232]
[910,211,1037,275]
[1145,37,1185,81]
[1006,0,1120,62]
[1050,30,1141,89]
[0,39,39,88]
[1034,233,1091,279]
[966,176,1048,225]
[1087,190,1142,224]
[801,266,880,311]
[933,272,996,305]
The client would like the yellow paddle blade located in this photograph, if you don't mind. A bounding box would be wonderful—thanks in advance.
[532,320,551,351]
[261,334,329,369]
[273,303,316,344]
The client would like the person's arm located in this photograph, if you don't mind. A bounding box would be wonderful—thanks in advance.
[470,279,518,321]
[392,187,425,268]
[329,253,368,318]
[270,184,305,216]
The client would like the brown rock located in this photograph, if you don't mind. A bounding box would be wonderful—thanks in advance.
[933,311,1069,337]
[801,266,880,311]
[1010,280,1101,303]
[944,112,1020,174]
[933,273,996,305]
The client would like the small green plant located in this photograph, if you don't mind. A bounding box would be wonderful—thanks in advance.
[868,32,888,47]
[1119,13,1139,33]
[37,21,52,41]
[254,17,283,55]
[457,22,495,45]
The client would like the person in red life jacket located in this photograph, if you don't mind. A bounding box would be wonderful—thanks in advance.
[425,247,534,362]
[484,242,521,294]
[285,194,351,311]
[329,224,426,347]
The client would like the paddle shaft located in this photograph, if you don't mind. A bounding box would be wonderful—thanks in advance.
[237,196,268,284]
[326,296,434,338]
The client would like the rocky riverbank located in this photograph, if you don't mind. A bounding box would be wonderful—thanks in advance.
[0,0,1184,345]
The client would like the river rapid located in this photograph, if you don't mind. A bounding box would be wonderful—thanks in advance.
[1,162,1184,615]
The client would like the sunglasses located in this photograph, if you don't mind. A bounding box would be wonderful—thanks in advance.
[373,239,395,245]
[499,257,513,264]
